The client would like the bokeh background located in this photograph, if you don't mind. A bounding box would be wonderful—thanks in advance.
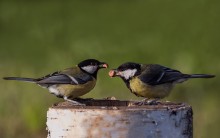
[0,0,219,138]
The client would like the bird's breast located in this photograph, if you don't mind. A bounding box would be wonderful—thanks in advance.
[129,77,173,98]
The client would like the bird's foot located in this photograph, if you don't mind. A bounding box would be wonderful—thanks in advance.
[146,98,161,105]
[134,98,161,106]
[134,98,149,106]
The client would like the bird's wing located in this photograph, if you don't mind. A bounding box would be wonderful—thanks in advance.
[138,64,186,85]
[36,67,93,85]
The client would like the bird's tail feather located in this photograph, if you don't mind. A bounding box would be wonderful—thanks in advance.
[3,77,36,82]
[187,74,215,79]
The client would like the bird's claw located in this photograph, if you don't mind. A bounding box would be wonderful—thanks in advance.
[147,100,161,105]
[133,98,149,106]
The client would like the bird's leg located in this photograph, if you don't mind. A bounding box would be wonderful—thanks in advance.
[147,98,161,105]
[134,98,149,106]
[64,96,86,106]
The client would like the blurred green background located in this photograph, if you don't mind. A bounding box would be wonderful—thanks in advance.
[0,0,219,138]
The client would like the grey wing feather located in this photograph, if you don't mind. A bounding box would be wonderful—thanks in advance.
[139,65,186,85]
[37,72,93,85]
[69,73,94,84]
[158,67,187,84]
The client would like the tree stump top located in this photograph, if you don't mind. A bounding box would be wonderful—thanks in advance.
[51,99,191,111]
[47,99,193,138]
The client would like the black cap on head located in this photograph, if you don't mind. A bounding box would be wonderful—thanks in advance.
[78,59,101,68]
[117,62,141,71]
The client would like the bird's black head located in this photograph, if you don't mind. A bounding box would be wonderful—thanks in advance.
[78,59,108,78]
[117,62,141,72]
[109,62,141,80]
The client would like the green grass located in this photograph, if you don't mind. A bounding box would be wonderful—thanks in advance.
[0,0,220,137]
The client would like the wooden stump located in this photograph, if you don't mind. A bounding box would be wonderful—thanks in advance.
[46,99,193,138]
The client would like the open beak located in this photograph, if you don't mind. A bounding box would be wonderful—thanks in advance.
[99,62,108,68]
[109,69,120,77]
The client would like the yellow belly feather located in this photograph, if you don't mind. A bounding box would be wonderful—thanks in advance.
[56,79,96,98]
[129,77,173,98]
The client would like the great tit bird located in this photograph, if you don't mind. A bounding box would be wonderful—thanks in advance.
[109,62,215,103]
[3,59,108,104]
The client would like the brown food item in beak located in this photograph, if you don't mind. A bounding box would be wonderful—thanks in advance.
[109,70,116,77]
[102,64,108,68]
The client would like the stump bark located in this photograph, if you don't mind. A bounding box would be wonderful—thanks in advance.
[46,100,193,138]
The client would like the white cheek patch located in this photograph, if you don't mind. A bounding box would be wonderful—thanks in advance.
[121,69,137,80]
[82,65,98,74]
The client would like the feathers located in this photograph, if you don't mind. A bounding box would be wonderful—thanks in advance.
[37,68,94,86]
[188,74,215,78]
[139,64,215,85]
[120,69,137,80]
[81,65,98,74]
[3,77,36,82]
[111,62,215,88]
[37,74,73,84]
[3,59,107,100]
[3,67,94,86]
[139,64,183,85]
[110,62,215,99]
[3,65,96,99]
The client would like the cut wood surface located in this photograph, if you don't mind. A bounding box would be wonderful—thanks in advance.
[47,99,193,138]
